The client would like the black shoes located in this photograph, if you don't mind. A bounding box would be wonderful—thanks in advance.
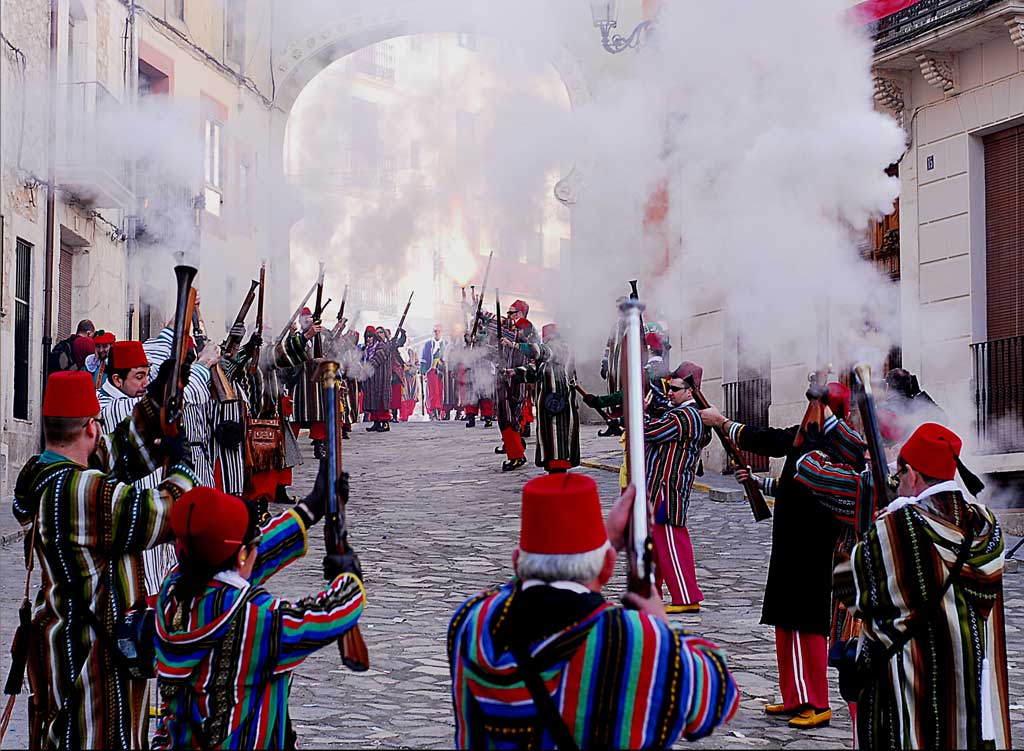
[466,415,476,428]
[367,421,383,432]
[312,439,326,459]
[495,445,506,454]
[483,418,493,428]
[522,424,531,438]
[502,458,527,472]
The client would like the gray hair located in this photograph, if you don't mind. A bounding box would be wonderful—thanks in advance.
[515,542,612,584]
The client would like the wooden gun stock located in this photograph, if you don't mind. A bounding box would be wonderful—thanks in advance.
[683,375,772,522]
[161,265,198,437]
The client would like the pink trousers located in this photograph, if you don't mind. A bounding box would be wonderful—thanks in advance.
[652,523,703,605]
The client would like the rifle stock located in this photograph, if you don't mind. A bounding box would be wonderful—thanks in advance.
[222,278,260,359]
[852,362,892,536]
[161,265,199,437]
[683,376,772,522]
[320,360,369,672]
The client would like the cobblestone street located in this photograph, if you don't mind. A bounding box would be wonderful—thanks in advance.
[1,420,1022,749]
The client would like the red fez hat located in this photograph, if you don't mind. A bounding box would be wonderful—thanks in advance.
[42,371,101,418]
[826,382,851,420]
[93,331,116,345]
[645,331,663,350]
[301,307,312,316]
[542,323,558,340]
[673,361,703,389]
[519,473,608,554]
[900,422,963,481]
[364,326,376,337]
[110,340,149,370]
[509,299,529,315]
[515,318,532,330]
[171,487,252,567]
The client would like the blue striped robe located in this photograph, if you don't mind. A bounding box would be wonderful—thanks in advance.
[644,401,712,527]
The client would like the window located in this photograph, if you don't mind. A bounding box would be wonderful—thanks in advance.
[204,118,223,216]
[138,59,170,97]
[225,0,246,67]
[458,32,477,50]
[168,0,184,21]
[140,301,153,341]
[984,128,1024,340]
[58,246,74,339]
[14,239,31,420]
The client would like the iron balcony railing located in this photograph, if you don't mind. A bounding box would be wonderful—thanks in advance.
[723,377,772,472]
[971,334,1024,454]
[874,0,1000,51]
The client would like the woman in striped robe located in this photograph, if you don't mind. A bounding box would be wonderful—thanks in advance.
[14,378,197,750]
[153,478,365,749]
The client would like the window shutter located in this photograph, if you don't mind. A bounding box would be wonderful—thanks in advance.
[58,246,74,340]
[984,128,1023,341]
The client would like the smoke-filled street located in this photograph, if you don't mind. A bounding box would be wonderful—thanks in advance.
[2,422,1021,749]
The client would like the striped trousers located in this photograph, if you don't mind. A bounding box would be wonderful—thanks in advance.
[652,523,703,605]
[775,628,829,710]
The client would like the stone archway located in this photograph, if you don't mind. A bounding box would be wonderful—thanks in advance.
[265,0,598,310]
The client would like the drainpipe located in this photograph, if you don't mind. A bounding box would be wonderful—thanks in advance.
[40,0,59,448]
[125,0,139,338]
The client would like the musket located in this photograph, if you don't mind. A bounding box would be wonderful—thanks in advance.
[311,274,326,360]
[572,382,616,429]
[319,360,370,672]
[468,252,494,346]
[276,266,324,345]
[191,305,208,352]
[222,277,261,359]
[794,365,831,449]
[852,362,893,536]
[161,265,199,439]
[330,284,350,339]
[683,374,772,522]
[619,298,654,598]
[194,302,236,401]
[390,291,414,348]
[247,262,266,376]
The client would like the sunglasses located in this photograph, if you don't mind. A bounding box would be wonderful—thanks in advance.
[666,384,688,393]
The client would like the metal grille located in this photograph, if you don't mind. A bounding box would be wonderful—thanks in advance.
[722,378,772,472]
[58,247,73,340]
[874,0,998,51]
[972,335,1024,453]
[14,239,32,420]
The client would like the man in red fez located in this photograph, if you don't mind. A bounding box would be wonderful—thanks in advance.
[12,365,196,750]
[495,305,539,471]
[448,474,739,748]
[701,381,857,729]
[85,330,116,386]
[518,321,579,472]
[419,323,448,421]
[831,422,1010,749]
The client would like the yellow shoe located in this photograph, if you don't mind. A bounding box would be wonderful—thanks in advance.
[788,707,831,729]
[764,702,801,716]
[665,603,701,614]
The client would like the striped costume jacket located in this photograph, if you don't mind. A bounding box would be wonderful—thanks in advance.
[448,581,739,749]
[643,400,712,527]
[12,396,197,750]
[360,340,393,413]
[833,490,1011,750]
[153,510,366,749]
[512,343,579,470]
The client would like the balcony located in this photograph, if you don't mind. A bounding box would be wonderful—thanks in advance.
[872,0,1020,62]
[346,43,396,82]
[57,81,134,210]
[972,334,1024,453]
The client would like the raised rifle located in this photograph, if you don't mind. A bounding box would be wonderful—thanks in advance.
[619,298,654,597]
[192,302,236,402]
[247,262,266,376]
[222,277,261,359]
[390,291,414,349]
[276,266,324,346]
[330,284,350,339]
[319,360,370,671]
[191,305,208,352]
[682,374,772,522]
[468,252,494,347]
[311,275,326,360]
[852,362,893,536]
[161,265,199,444]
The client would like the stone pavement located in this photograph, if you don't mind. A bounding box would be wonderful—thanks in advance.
[1,421,1021,748]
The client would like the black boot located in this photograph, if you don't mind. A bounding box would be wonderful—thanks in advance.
[312,439,326,459]
[273,484,293,505]
[342,425,351,440]
[381,421,390,432]
[495,444,506,454]
[502,457,527,472]
[522,423,531,438]
[483,418,493,428]
[366,421,382,432]
[466,415,476,428]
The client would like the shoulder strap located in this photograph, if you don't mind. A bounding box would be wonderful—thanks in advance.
[881,507,976,662]
[510,643,580,751]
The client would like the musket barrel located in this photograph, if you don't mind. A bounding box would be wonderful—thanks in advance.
[620,298,652,594]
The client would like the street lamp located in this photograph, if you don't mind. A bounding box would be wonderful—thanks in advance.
[590,0,653,54]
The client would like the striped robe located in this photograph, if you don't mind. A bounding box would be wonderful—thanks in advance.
[644,400,712,527]
[514,342,580,471]
[153,510,365,749]
[448,581,739,748]
[12,397,197,750]
[360,340,393,413]
[495,322,539,432]
[833,491,1011,750]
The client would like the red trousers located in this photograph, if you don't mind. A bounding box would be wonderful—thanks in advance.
[370,410,392,422]
[426,371,444,410]
[464,399,494,418]
[522,396,534,427]
[652,523,703,605]
[399,399,417,421]
[774,628,829,710]
[501,427,525,460]
[390,382,402,410]
[247,467,292,503]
